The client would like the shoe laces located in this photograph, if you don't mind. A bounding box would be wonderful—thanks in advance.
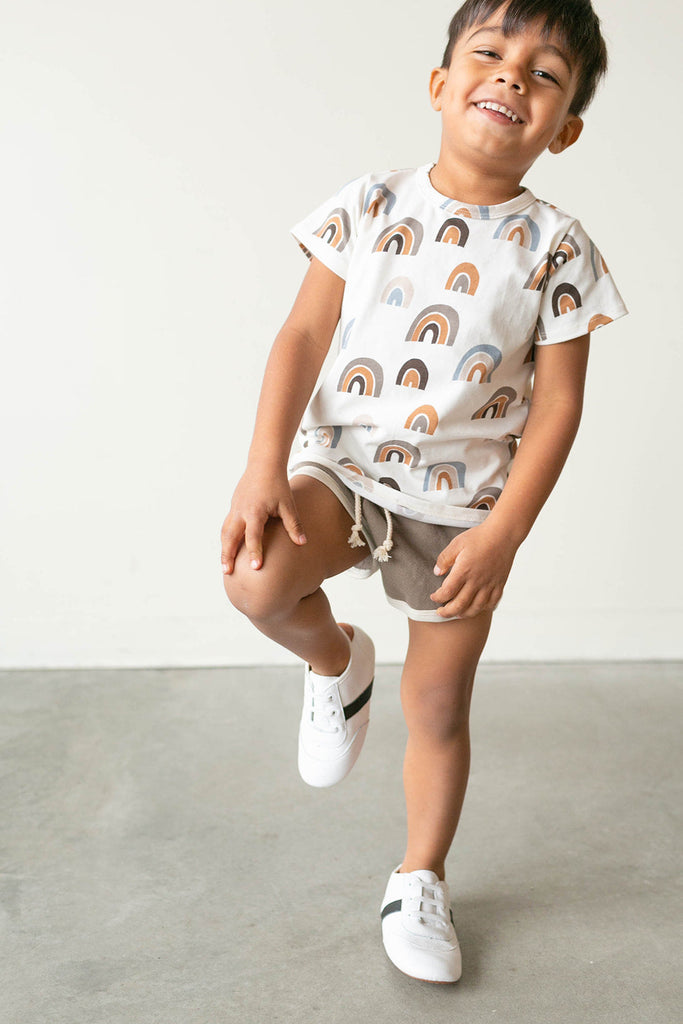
[307,682,343,734]
[406,879,452,932]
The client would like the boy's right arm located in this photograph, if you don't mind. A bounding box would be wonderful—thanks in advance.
[221,257,345,574]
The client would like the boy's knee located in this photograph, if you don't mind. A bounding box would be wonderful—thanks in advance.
[223,561,295,625]
[403,685,472,742]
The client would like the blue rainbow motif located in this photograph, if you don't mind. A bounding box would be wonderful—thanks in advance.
[363,183,397,218]
[423,463,466,492]
[493,214,541,251]
[406,304,459,346]
[341,318,355,349]
[314,207,352,251]
[337,357,384,397]
[372,218,424,255]
[396,358,429,390]
[453,345,502,383]
[472,387,517,419]
[373,440,421,468]
[436,218,470,247]
[380,276,415,308]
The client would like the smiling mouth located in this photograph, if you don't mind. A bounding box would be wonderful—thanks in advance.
[475,100,525,124]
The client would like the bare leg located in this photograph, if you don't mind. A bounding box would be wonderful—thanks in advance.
[399,613,492,881]
[224,476,366,675]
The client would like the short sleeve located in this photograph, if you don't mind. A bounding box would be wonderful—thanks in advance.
[290,174,368,281]
[534,219,628,345]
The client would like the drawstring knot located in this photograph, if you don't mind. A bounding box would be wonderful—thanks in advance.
[347,493,393,562]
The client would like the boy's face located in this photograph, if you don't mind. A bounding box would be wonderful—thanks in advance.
[430,11,583,182]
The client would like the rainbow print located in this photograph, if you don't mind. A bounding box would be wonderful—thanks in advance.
[380,276,415,308]
[304,425,341,448]
[363,183,397,218]
[468,486,502,511]
[338,458,364,477]
[337,357,384,397]
[423,462,466,492]
[436,218,470,247]
[341,318,355,349]
[551,283,582,316]
[314,207,352,251]
[553,233,581,266]
[405,404,439,434]
[472,387,517,419]
[406,304,459,346]
[589,240,609,280]
[588,313,613,331]
[524,253,553,291]
[372,218,424,255]
[379,476,401,491]
[493,214,541,251]
[395,358,429,390]
[445,262,480,295]
[373,440,421,467]
[453,345,502,383]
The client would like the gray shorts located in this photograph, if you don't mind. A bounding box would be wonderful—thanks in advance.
[291,463,469,622]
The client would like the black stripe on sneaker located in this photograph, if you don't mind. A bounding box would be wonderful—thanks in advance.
[380,899,402,920]
[343,679,374,721]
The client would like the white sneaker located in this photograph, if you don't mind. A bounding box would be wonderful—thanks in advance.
[380,865,462,983]
[297,626,374,788]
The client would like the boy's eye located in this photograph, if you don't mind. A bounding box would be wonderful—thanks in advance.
[532,70,560,84]
[475,49,500,59]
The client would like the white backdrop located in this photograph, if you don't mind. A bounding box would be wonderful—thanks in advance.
[1,0,680,667]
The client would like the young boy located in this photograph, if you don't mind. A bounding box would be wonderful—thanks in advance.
[221,0,627,984]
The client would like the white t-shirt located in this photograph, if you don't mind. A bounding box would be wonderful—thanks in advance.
[289,164,628,527]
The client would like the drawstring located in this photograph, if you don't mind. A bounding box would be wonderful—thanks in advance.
[347,493,394,562]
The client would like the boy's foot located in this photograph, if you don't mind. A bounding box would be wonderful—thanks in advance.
[380,865,462,983]
[297,625,374,787]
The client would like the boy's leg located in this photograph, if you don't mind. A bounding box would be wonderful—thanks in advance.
[224,474,365,675]
[399,613,492,881]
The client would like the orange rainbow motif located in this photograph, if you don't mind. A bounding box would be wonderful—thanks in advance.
[445,262,480,295]
[405,405,439,435]
[588,313,613,331]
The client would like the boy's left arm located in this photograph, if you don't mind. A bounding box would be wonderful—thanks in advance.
[431,334,591,619]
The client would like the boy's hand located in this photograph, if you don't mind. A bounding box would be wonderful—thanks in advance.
[220,468,306,575]
[430,522,518,619]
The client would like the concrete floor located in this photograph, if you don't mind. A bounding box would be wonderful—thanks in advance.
[0,661,681,1024]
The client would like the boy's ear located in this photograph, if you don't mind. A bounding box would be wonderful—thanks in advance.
[429,67,448,111]
[548,115,584,154]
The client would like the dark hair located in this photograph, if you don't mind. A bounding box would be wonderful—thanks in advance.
[441,0,608,116]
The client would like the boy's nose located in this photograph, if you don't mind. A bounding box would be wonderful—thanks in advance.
[494,72,525,93]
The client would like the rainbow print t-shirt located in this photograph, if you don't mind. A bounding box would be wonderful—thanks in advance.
[289,164,628,528]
